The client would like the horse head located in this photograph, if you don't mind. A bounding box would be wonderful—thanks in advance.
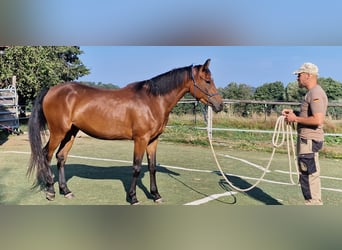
[190,59,223,113]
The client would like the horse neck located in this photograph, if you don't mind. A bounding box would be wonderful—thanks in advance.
[160,82,190,114]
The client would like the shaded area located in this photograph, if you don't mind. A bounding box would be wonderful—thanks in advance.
[166,170,282,205]
[216,173,283,205]
[51,164,180,203]
[0,131,8,145]
[168,173,237,205]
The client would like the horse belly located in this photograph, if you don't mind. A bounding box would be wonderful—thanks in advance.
[74,110,133,140]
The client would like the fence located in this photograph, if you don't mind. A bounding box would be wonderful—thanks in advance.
[177,98,342,120]
[0,76,21,134]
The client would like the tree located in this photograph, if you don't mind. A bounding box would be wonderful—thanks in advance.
[218,82,254,116]
[318,77,342,101]
[285,81,306,102]
[254,81,285,101]
[219,82,254,100]
[172,93,198,115]
[0,46,89,107]
[254,81,285,115]
[285,77,342,102]
[318,77,342,119]
[82,81,120,90]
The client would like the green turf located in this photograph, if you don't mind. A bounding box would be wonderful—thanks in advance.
[1,133,341,205]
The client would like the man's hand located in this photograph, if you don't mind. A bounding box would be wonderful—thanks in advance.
[282,109,297,123]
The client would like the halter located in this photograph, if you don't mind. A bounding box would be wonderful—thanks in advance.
[190,66,220,103]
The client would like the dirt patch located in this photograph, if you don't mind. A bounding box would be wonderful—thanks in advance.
[1,133,30,149]
[1,131,91,150]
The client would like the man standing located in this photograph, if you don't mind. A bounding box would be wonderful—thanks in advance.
[282,62,328,205]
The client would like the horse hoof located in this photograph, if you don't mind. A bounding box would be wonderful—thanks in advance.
[131,200,140,205]
[64,193,75,199]
[46,192,55,201]
[154,198,163,204]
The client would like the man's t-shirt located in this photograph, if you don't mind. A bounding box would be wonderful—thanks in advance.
[297,84,328,141]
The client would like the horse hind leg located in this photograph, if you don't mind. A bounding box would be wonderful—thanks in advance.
[56,127,79,199]
[43,136,65,201]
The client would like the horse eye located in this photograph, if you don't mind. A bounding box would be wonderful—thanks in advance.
[200,76,211,84]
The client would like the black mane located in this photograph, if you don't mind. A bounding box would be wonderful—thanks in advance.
[134,65,193,96]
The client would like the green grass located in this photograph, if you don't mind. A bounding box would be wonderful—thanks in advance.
[1,112,341,159]
[169,112,342,132]
[1,113,341,205]
[162,127,342,159]
[1,133,341,205]
[164,113,342,159]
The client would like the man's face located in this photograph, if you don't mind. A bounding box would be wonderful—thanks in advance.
[297,72,307,88]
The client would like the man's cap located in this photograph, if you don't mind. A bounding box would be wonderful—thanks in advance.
[293,62,319,75]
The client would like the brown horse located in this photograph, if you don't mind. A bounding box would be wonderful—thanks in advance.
[27,59,223,204]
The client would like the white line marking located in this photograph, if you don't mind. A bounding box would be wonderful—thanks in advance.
[218,153,271,173]
[184,191,238,205]
[2,150,30,155]
[275,170,342,181]
[70,155,214,173]
[321,187,342,193]
[69,155,131,164]
[3,151,342,194]
[224,173,297,186]
[2,151,213,172]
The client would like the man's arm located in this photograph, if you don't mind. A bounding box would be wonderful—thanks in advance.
[285,112,324,126]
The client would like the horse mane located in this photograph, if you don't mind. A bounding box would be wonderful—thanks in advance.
[133,65,193,96]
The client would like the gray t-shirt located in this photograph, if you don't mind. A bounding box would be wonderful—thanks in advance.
[297,84,328,141]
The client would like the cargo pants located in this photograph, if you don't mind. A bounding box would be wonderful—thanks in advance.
[297,138,323,205]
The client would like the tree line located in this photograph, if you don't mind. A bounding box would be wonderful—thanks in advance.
[1,46,342,117]
[216,80,342,118]
[219,79,342,103]
[173,79,342,118]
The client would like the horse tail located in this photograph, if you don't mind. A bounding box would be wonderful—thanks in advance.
[27,88,50,187]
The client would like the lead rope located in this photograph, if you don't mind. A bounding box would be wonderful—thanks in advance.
[207,106,299,192]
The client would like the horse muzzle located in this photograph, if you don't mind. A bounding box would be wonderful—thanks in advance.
[211,101,224,113]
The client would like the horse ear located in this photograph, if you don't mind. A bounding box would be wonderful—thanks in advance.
[202,59,211,71]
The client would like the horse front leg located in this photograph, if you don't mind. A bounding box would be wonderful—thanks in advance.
[146,139,162,203]
[128,139,147,205]
[128,159,143,205]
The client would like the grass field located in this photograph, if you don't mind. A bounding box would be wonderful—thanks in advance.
[1,132,341,205]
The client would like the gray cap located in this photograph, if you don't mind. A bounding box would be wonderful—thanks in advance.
[293,62,319,75]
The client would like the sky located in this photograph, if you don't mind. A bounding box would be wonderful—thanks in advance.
[2,1,342,88]
[2,1,342,46]
[78,46,342,88]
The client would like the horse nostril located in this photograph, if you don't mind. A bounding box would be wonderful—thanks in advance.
[215,103,223,112]
[212,102,224,113]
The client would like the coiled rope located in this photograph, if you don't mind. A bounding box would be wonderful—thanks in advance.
[207,106,299,192]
